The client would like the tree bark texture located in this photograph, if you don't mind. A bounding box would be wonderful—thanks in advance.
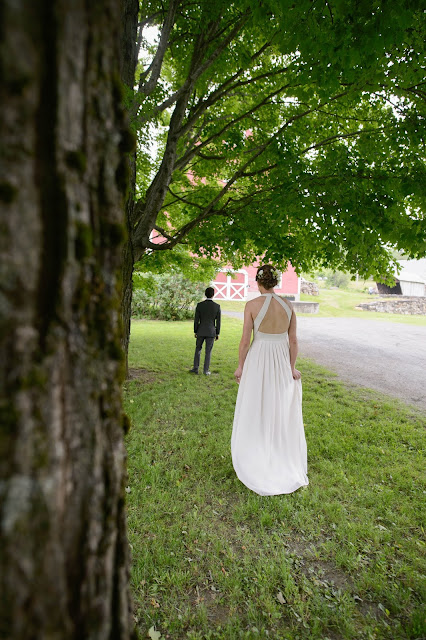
[0,2,133,638]
[121,227,136,373]
[120,0,139,374]
[120,0,140,89]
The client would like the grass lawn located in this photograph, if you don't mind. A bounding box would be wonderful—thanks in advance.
[219,290,426,326]
[125,318,425,640]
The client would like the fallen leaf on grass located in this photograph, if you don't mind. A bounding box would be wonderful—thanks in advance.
[150,598,160,608]
[277,591,286,604]
[148,626,162,640]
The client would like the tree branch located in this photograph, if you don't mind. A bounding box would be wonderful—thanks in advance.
[179,60,286,140]
[136,13,163,62]
[240,163,279,177]
[135,10,251,124]
[152,225,176,242]
[175,82,291,171]
[325,0,334,24]
[136,0,180,101]
[167,186,205,209]
[137,89,356,254]
[300,126,388,155]
[133,16,251,248]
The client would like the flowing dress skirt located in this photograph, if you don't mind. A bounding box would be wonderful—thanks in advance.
[231,331,308,496]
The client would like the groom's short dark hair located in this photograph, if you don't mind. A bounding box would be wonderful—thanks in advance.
[205,287,215,298]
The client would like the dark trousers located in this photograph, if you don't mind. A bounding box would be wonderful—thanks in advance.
[193,336,215,373]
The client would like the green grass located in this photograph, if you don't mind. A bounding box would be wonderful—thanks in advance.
[125,318,425,640]
[219,290,426,326]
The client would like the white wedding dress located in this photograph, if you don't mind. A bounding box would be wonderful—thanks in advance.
[231,293,309,495]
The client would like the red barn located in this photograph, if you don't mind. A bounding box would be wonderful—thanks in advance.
[149,232,300,301]
[212,262,300,301]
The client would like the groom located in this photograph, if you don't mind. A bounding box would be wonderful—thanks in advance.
[190,287,221,376]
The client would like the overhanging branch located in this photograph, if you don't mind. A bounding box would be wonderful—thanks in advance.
[135,10,251,125]
[136,0,180,101]
[300,126,388,155]
[175,82,291,171]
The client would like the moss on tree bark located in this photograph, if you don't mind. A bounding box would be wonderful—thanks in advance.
[0,1,133,637]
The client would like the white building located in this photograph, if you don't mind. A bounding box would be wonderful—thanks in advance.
[398,260,426,297]
[377,259,426,296]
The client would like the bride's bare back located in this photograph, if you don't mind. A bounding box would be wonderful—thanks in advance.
[249,295,292,334]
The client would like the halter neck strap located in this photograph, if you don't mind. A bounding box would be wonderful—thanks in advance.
[253,294,273,334]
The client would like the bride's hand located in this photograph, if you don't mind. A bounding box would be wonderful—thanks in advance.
[234,366,243,383]
[292,368,301,380]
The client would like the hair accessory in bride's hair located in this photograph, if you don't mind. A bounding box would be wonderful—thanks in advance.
[256,264,279,286]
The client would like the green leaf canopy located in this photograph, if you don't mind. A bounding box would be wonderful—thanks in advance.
[128,0,425,278]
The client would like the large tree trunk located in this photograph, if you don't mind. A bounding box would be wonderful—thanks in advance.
[0,2,133,638]
[121,227,136,373]
[120,0,139,375]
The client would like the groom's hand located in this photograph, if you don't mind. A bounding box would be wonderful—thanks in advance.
[194,333,197,338]
[215,335,219,341]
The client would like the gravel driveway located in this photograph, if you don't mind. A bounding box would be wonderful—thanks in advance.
[297,317,426,412]
[224,312,426,412]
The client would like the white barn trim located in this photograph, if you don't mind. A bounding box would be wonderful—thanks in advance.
[213,269,249,301]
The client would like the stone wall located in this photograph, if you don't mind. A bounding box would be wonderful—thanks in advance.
[293,301,319,314]
[300,280,319,296]
[356,297,426,315]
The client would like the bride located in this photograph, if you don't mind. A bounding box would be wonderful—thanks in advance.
[231,265,309,496]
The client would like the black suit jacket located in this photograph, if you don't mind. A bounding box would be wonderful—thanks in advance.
[194,299,221,337]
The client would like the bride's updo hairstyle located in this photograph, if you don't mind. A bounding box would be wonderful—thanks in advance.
[255,264,279,289]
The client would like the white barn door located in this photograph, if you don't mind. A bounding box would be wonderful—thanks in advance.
[213,269,248,300]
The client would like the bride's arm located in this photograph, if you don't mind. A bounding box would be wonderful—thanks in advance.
[288,312,301,380]
[234,304,253,383]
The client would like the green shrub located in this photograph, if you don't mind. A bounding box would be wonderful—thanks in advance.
[328,270,350,288]
[132,272,206,321]
[307,268,351,289]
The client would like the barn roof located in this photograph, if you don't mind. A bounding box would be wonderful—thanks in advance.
[396,259,426,284]
[396,270,426,284]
